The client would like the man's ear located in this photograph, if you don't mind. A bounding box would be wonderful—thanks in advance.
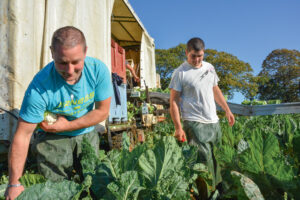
[84,46,88,55]
[185,49,188,56]
[50,46,54,59]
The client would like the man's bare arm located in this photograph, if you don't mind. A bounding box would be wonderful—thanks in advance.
[169,89,186,141]
[40,97,111,132]
[9,119,36,184]
[6,119,36,199]
[213,85,235,126]
[126,64,140,82]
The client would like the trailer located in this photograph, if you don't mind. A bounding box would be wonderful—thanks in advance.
[0,0,157,147]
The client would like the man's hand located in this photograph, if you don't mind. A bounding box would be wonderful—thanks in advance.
[133,76,140,83]
[5,185,25,200]
[40,98,111,133]
[40,115,70,133]
[174,129,187,142]
[226,111,235,127]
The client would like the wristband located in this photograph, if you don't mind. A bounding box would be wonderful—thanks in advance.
[7,183,22,188]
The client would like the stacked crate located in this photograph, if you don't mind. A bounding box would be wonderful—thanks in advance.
[109,39,127,124]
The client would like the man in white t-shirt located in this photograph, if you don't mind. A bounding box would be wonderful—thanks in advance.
[169,37,235,193]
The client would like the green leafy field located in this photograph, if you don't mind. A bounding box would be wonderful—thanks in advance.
[0,114,299,200]
[216,114,300,199]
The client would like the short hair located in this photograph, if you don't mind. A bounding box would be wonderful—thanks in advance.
[51,26,86,51]
[186,37,205,52]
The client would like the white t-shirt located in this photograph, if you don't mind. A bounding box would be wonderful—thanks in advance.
[169,61,220,123]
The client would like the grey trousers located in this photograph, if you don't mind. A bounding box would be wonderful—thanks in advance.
[31,129,99,182]
[183,120,222,190]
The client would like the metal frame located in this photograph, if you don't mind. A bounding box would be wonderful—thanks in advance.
[148,92,300,116]
[219,102,300,116]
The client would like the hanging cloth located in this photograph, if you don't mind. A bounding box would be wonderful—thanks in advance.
[112,73,123,105]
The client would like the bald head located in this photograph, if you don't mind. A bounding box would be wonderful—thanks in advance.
[51,26,87,52]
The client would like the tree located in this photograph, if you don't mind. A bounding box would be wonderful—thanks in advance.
[155,44,259,100]
[257,49,300,102]
[155,44,186,89]
[204,49,259,99]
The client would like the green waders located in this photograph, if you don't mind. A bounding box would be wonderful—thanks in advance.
[31,129,99,182]
[183,121,222,197]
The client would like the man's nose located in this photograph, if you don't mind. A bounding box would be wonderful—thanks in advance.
[66,63,74,74]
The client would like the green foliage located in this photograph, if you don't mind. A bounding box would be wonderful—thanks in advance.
[16,177,92,200]
[122,132,131,151]
[2,114,299,199]
[101,171,144,200]
[149,87,170,94]
[87,136,212,199]
[0,175,8,185]
[0,185,6,200]
[155,44,186,90]
[0,175,8,200]
[127,102,139,122]
[127,88,157,122]
[205,49,259,99]
[19,173,46,188]
[153,120,175,137]
[267,99,282,104]
[257,49,300,102]
[242,99,282,105]
[229,171,264,200]
[293,135,300,162]
[145,114,175,147]
[242,99,266,105]
[80,137,101,176]
[137,137,190,199]
[0,173,47,200]
[238,129,296,195]
[217,114,300,199]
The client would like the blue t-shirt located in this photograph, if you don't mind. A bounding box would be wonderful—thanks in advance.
[20,57,113,136]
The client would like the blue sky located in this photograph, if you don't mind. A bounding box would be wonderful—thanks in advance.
[129,0,300,103]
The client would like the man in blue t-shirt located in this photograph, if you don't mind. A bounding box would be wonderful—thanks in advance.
[6,26,113,199]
